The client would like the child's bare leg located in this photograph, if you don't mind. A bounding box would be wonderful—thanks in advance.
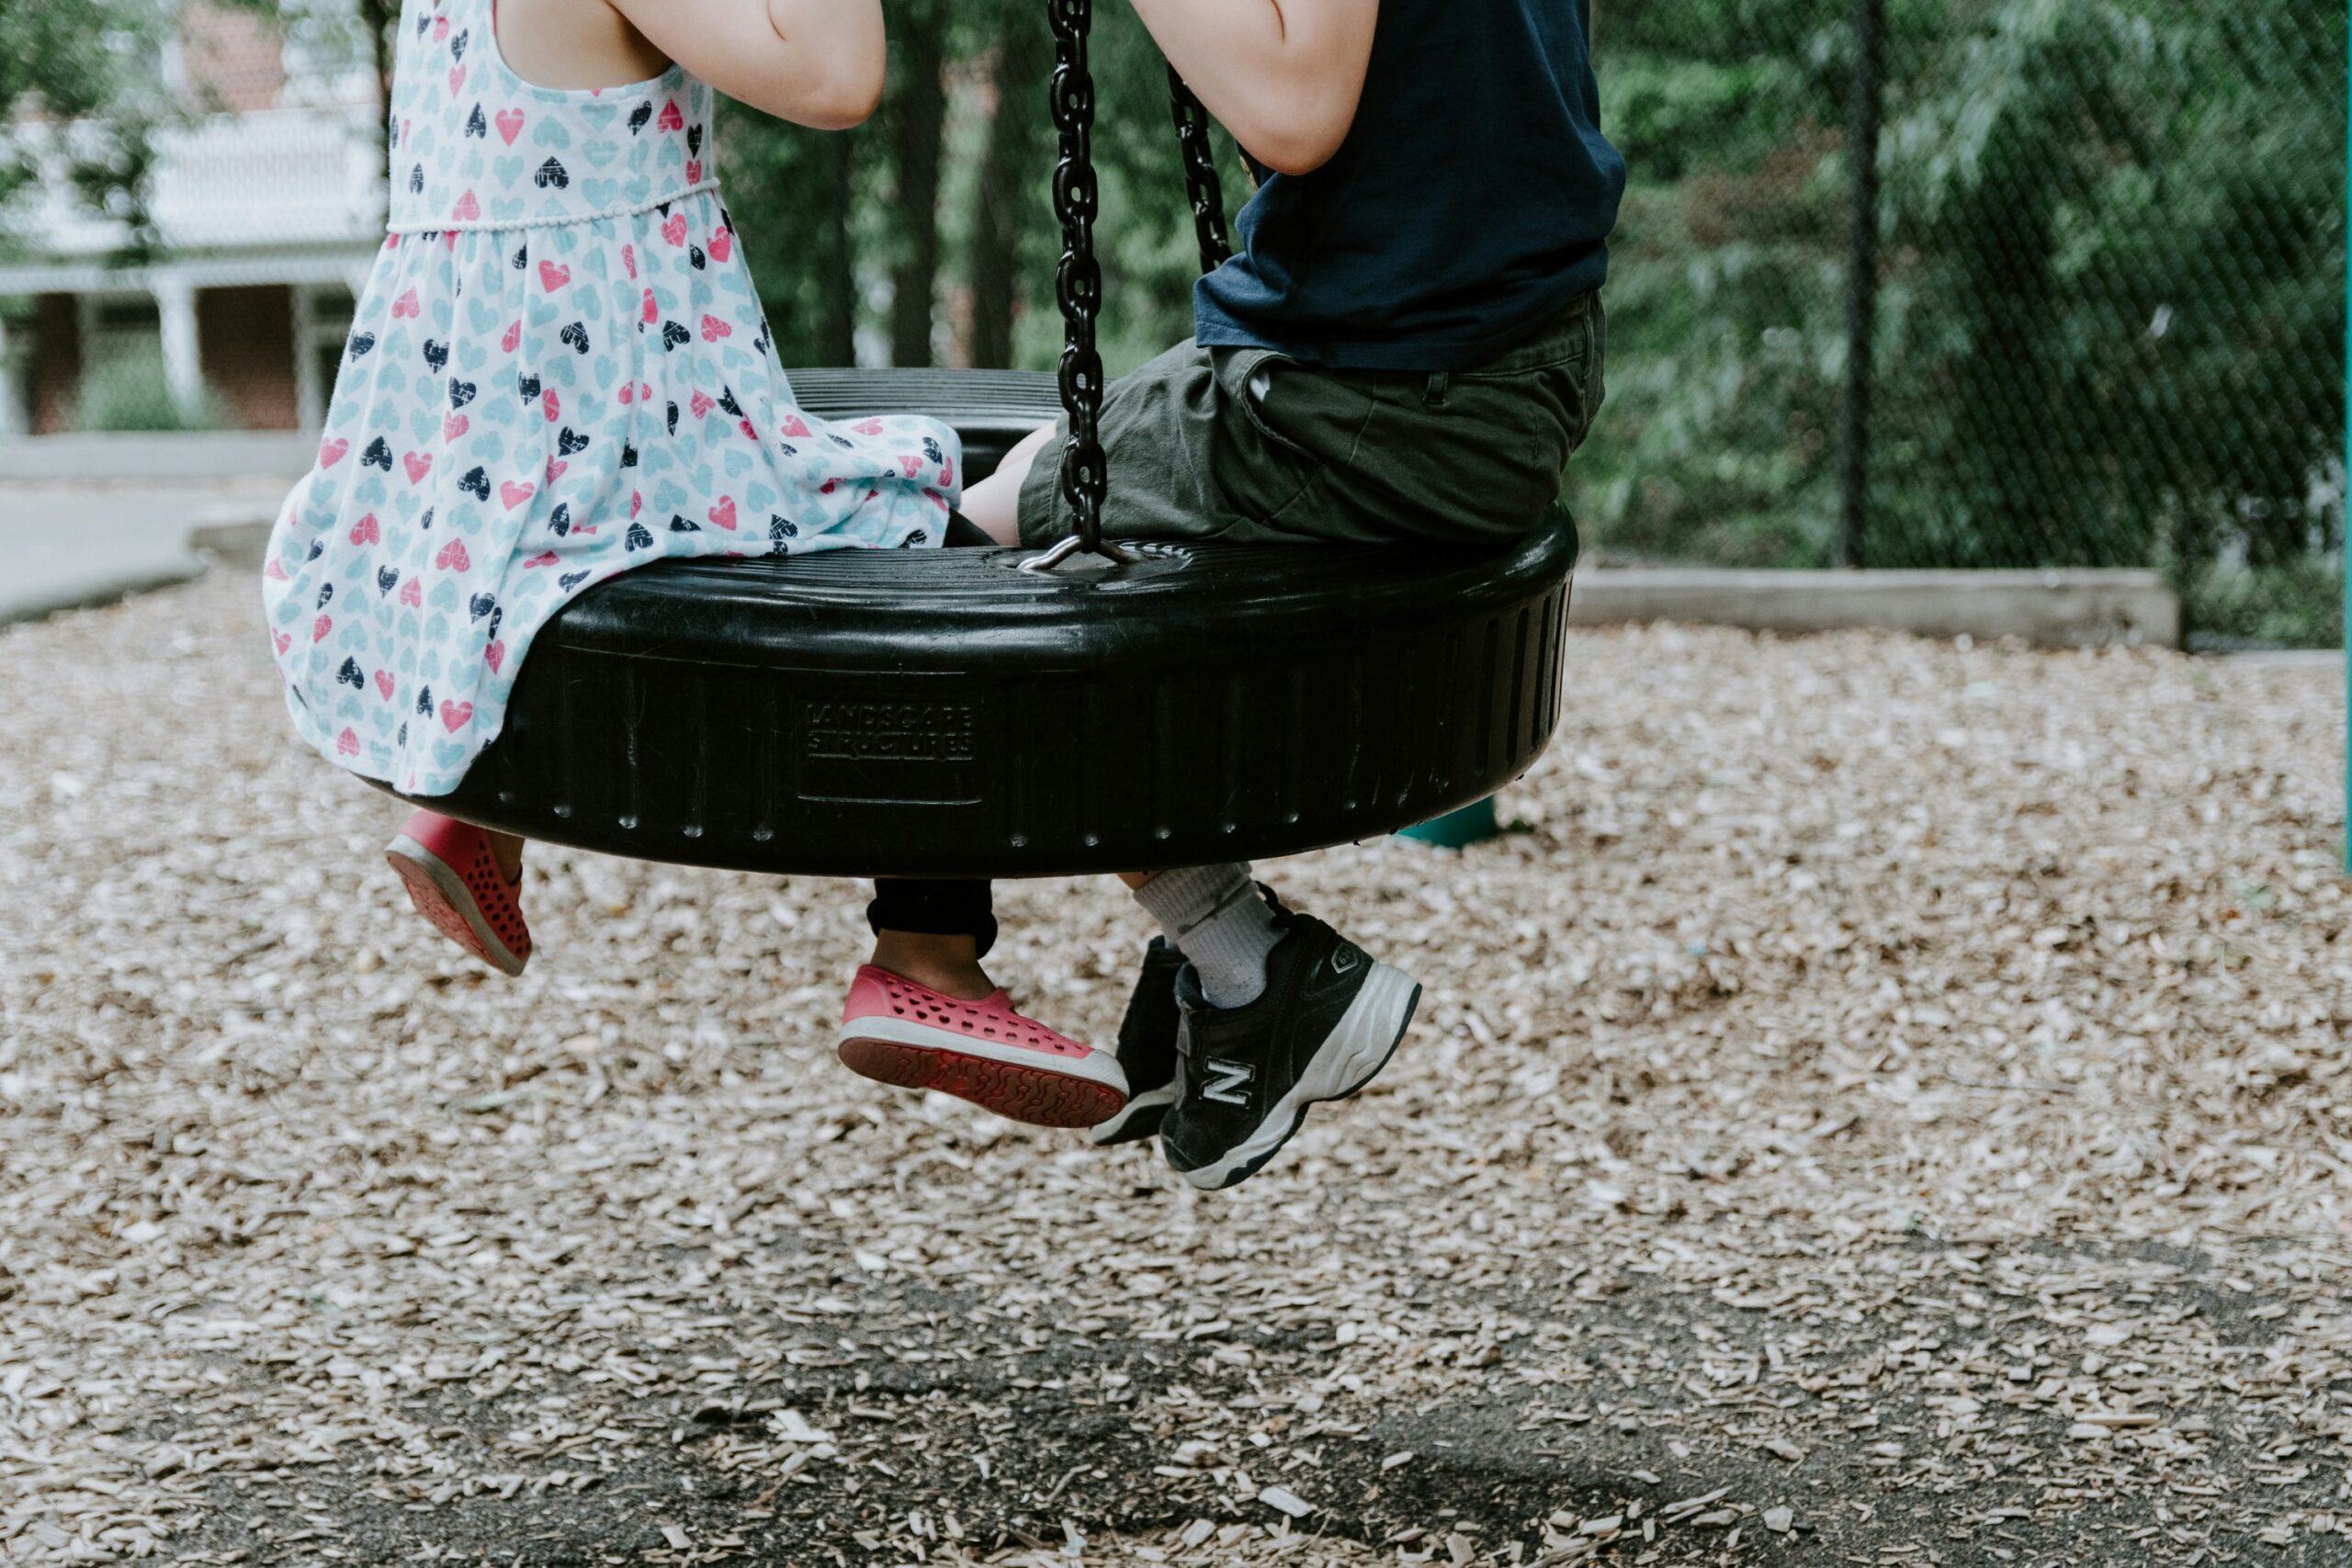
[486,830,526,883]
[869,929,993,1002]
[959,424,1057,546]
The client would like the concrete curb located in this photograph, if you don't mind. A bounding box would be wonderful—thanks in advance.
[187,513,277,570]
[0,561,208,627]
[0,432,315,483]
[1569,567,2181,649]
[2,524,2199,655]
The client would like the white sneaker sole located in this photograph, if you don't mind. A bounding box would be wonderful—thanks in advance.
[1172,961,1420,1191]
[385,833,526,976]
[1086,1017,1189,1146]
[837,1015,1129,1130]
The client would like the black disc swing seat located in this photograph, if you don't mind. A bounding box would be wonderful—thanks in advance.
[395,1,1578,880]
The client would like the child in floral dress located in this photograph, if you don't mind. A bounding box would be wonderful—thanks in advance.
[264,0,1130,1129]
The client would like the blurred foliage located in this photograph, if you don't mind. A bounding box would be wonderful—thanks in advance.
[0,0,166,254]
[17,2,2338,640]
[721,0,1227,378]
[74,346,223,432]
[1576,0,2345,643]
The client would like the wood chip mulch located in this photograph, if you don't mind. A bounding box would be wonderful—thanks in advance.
[2,573,2346,1566]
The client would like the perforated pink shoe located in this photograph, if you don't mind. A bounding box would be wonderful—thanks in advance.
[384,810,531,976]
[837,965,1127,1129]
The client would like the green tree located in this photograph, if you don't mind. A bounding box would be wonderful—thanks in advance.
[1571,0,1855,566]
[1878,0,2346,577]
[721,0,1229,374]
[0,0,169,254]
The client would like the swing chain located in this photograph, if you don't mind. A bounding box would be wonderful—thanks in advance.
[1032,3,1233,572]
[1038,0,1130,569]
[1167,69,1234,276]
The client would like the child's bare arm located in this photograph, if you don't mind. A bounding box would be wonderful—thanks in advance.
[605,0,888,130]
[1129,0,1379,175]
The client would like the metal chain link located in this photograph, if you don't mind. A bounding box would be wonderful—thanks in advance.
[1167,69,1233,276]
[1037,0,1122,568]
[1034,4,1235,570]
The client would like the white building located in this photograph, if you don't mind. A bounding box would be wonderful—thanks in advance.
[0,3,384,434]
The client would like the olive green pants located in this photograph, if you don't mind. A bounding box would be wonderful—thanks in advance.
[1017,292,1604,547]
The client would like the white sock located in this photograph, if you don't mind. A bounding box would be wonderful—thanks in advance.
[1133,863,1282,1009]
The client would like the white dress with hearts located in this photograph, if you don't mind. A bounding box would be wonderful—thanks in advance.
[262,0,959,797]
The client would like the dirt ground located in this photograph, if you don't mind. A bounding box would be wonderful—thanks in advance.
[2,570,2346,1567]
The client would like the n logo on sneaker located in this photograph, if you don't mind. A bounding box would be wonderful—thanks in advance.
[1202,1058,1254,1107]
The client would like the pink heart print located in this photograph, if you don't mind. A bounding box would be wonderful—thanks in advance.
[700,314,732,343]
[538,260,571,293]
[658,100,684,131]
[543,389,560,423]
[525,551,559,568]
[690,389,714,419]
[502,320,522,353]
[709,496,737,530]
[545,458,567,485]
[501,480,536,510]
[399,577,424,607]
[444,413,469,442]
[622,243,637,279]
[337,728,361,757]
[319,437,349,468]
[662,213,687,247]
[495,107,525,145]
[348,513,380,545]
[485,641,505,673]
[392,289,420,319]
[779,414,811,439]
[440,700,473,733]
[641,288,659,324]
[311,615,333,643]
[708,227,733,261]
[404,451,433,483]
[448,65,467,97]
[452,189,480,222]
[435,539,471,571]
[374,670,395,700]
[854,418,885,436]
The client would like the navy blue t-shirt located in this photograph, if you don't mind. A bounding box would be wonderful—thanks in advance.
[1193,0,1625,372]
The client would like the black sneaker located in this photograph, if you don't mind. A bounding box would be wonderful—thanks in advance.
[1086,937,1187,1146]
[1159,914,1421,1191]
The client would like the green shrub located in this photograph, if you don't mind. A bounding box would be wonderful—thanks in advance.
[74,347,223,433]
[2183,558,2346,651]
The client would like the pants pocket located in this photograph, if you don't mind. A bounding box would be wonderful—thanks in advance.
[1206,348,1374,536]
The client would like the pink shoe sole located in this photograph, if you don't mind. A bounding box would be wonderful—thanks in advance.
[385,811,530,976]
[837,966,1125,1130]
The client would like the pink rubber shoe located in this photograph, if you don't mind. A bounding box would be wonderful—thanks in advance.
[837,966,1127,1129]
[384,809,531,976]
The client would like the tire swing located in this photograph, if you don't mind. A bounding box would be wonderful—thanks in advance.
[392,0,1579,879]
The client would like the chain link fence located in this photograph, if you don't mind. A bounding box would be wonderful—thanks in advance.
[1574,0,2346,646]
[6,2,2346,644]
